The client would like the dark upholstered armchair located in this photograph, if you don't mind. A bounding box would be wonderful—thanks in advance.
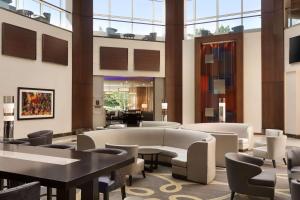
[85,148,128,200]
[27,130,53,146]
[287,148,300,175]
[0,182,40,200]
[291,179,300,200]
[225,153,276,200]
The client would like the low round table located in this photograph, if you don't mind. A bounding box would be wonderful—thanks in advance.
[289,172,300,180]
[138,148,161,172]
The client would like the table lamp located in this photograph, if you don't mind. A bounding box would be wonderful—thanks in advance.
[3,96,14,141]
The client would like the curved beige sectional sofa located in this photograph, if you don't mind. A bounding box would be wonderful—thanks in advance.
[141,121,181,128]
[181,123,254,167]
[77,128,216,184]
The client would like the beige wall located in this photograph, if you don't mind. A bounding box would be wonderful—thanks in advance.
[284,25,300,135]
[93,37,165,78]
[182,31,262,133]
[182,39,195,124]
[243,31,262,133]
[0,9,72,138]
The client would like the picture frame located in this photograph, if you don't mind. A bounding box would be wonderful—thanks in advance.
[17,87,55,120]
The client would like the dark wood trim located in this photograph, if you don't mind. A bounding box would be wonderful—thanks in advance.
[2,23,36,60]
[134,49,160,71]
[194,32,244,123]
[261,0,284,130]
[72,0,93,130]
[42,34,68,66]
[100,47,128,70]
[165,0,184,123]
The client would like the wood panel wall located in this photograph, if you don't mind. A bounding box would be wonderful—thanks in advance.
[261,0,285,130]
[2,23,36,60]
[72,0,93,130]
[165,0,184,123]
[195,33,244,123]
[100,47,128,70]
[42,34,68,66]
[134,49,160,71]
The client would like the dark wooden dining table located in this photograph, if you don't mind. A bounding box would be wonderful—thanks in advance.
[0,143,134,200]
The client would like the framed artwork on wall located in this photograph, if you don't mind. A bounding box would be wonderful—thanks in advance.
[17,87,55,120]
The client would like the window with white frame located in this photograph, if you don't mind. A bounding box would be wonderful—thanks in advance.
[93,0,166,40]
[185,0,261,39]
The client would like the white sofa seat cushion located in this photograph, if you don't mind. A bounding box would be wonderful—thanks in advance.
[253,146,268,158]
[139,146,187,167]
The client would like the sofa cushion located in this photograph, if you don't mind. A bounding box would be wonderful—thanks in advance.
[164,129,212,149]
[248,171,276,187]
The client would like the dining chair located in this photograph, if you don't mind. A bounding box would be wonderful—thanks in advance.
[85,148,128,200]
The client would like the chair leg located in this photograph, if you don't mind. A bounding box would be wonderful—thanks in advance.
[142,170,146,178]
[121,185,126,199]
[231,191,235,200]
[103,191,109,200]
[272,160,276,168]
[283,158,287,165]
[129,175,133,186]
[47,187,52,200]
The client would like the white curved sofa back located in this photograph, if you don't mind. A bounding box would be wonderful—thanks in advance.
[77,128,213,151]
[181,123,252,139]
[141,121,181,128]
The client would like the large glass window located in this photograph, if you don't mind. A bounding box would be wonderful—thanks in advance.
[93,0,166,41]
[185,0,261,38]
[0,0,72,30]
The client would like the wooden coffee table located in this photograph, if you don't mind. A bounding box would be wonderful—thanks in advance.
[138,148,161,172]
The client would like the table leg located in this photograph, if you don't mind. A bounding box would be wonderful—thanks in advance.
[80,178,99,200]
[150,154,154,172]
[57,187,76,200]
[154,154,159,169]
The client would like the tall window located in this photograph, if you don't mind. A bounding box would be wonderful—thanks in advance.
[93,0,166,41]
[185,0,261,39]
[0,0,72,30]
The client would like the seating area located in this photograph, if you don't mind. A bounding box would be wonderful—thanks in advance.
[0,0,300,199]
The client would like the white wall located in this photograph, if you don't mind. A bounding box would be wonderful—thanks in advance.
[93,37,165,77]
[181,31,262,133]
[243,31,262,133]
[182,39,195,124]
[0,9,72,138]
[284,25,300,135]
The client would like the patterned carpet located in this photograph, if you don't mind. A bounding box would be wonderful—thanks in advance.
[109,161,290,200]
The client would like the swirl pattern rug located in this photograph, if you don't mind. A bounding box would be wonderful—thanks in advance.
[109,162,290,200]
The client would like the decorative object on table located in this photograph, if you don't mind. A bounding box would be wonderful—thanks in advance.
[123,33,135,39]
[219,98,226,122]
[106,27,121,38]
[141,103,147,111]
[17,87,55,120]
[142,32,157,41]
[161,100,168,122]
[3,96,14,141]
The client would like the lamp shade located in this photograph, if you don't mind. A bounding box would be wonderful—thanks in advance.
[141,104,148,109]
[161,102,168,110]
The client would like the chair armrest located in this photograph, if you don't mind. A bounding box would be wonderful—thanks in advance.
[240,153,264,166]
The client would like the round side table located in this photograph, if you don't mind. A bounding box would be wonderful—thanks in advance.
[138,148,161,172]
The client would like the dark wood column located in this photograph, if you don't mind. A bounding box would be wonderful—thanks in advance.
[165,0,184,123]
[72,0,93,130]
[261,0,284,130]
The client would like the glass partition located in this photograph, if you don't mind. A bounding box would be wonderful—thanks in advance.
[185,0,261,38]
[93,0,165,41]
[0,0,72,31]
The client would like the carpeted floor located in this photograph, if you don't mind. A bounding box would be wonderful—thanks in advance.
[109,161,290,200]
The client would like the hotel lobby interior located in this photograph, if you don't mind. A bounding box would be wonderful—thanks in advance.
[1,0,300,199]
